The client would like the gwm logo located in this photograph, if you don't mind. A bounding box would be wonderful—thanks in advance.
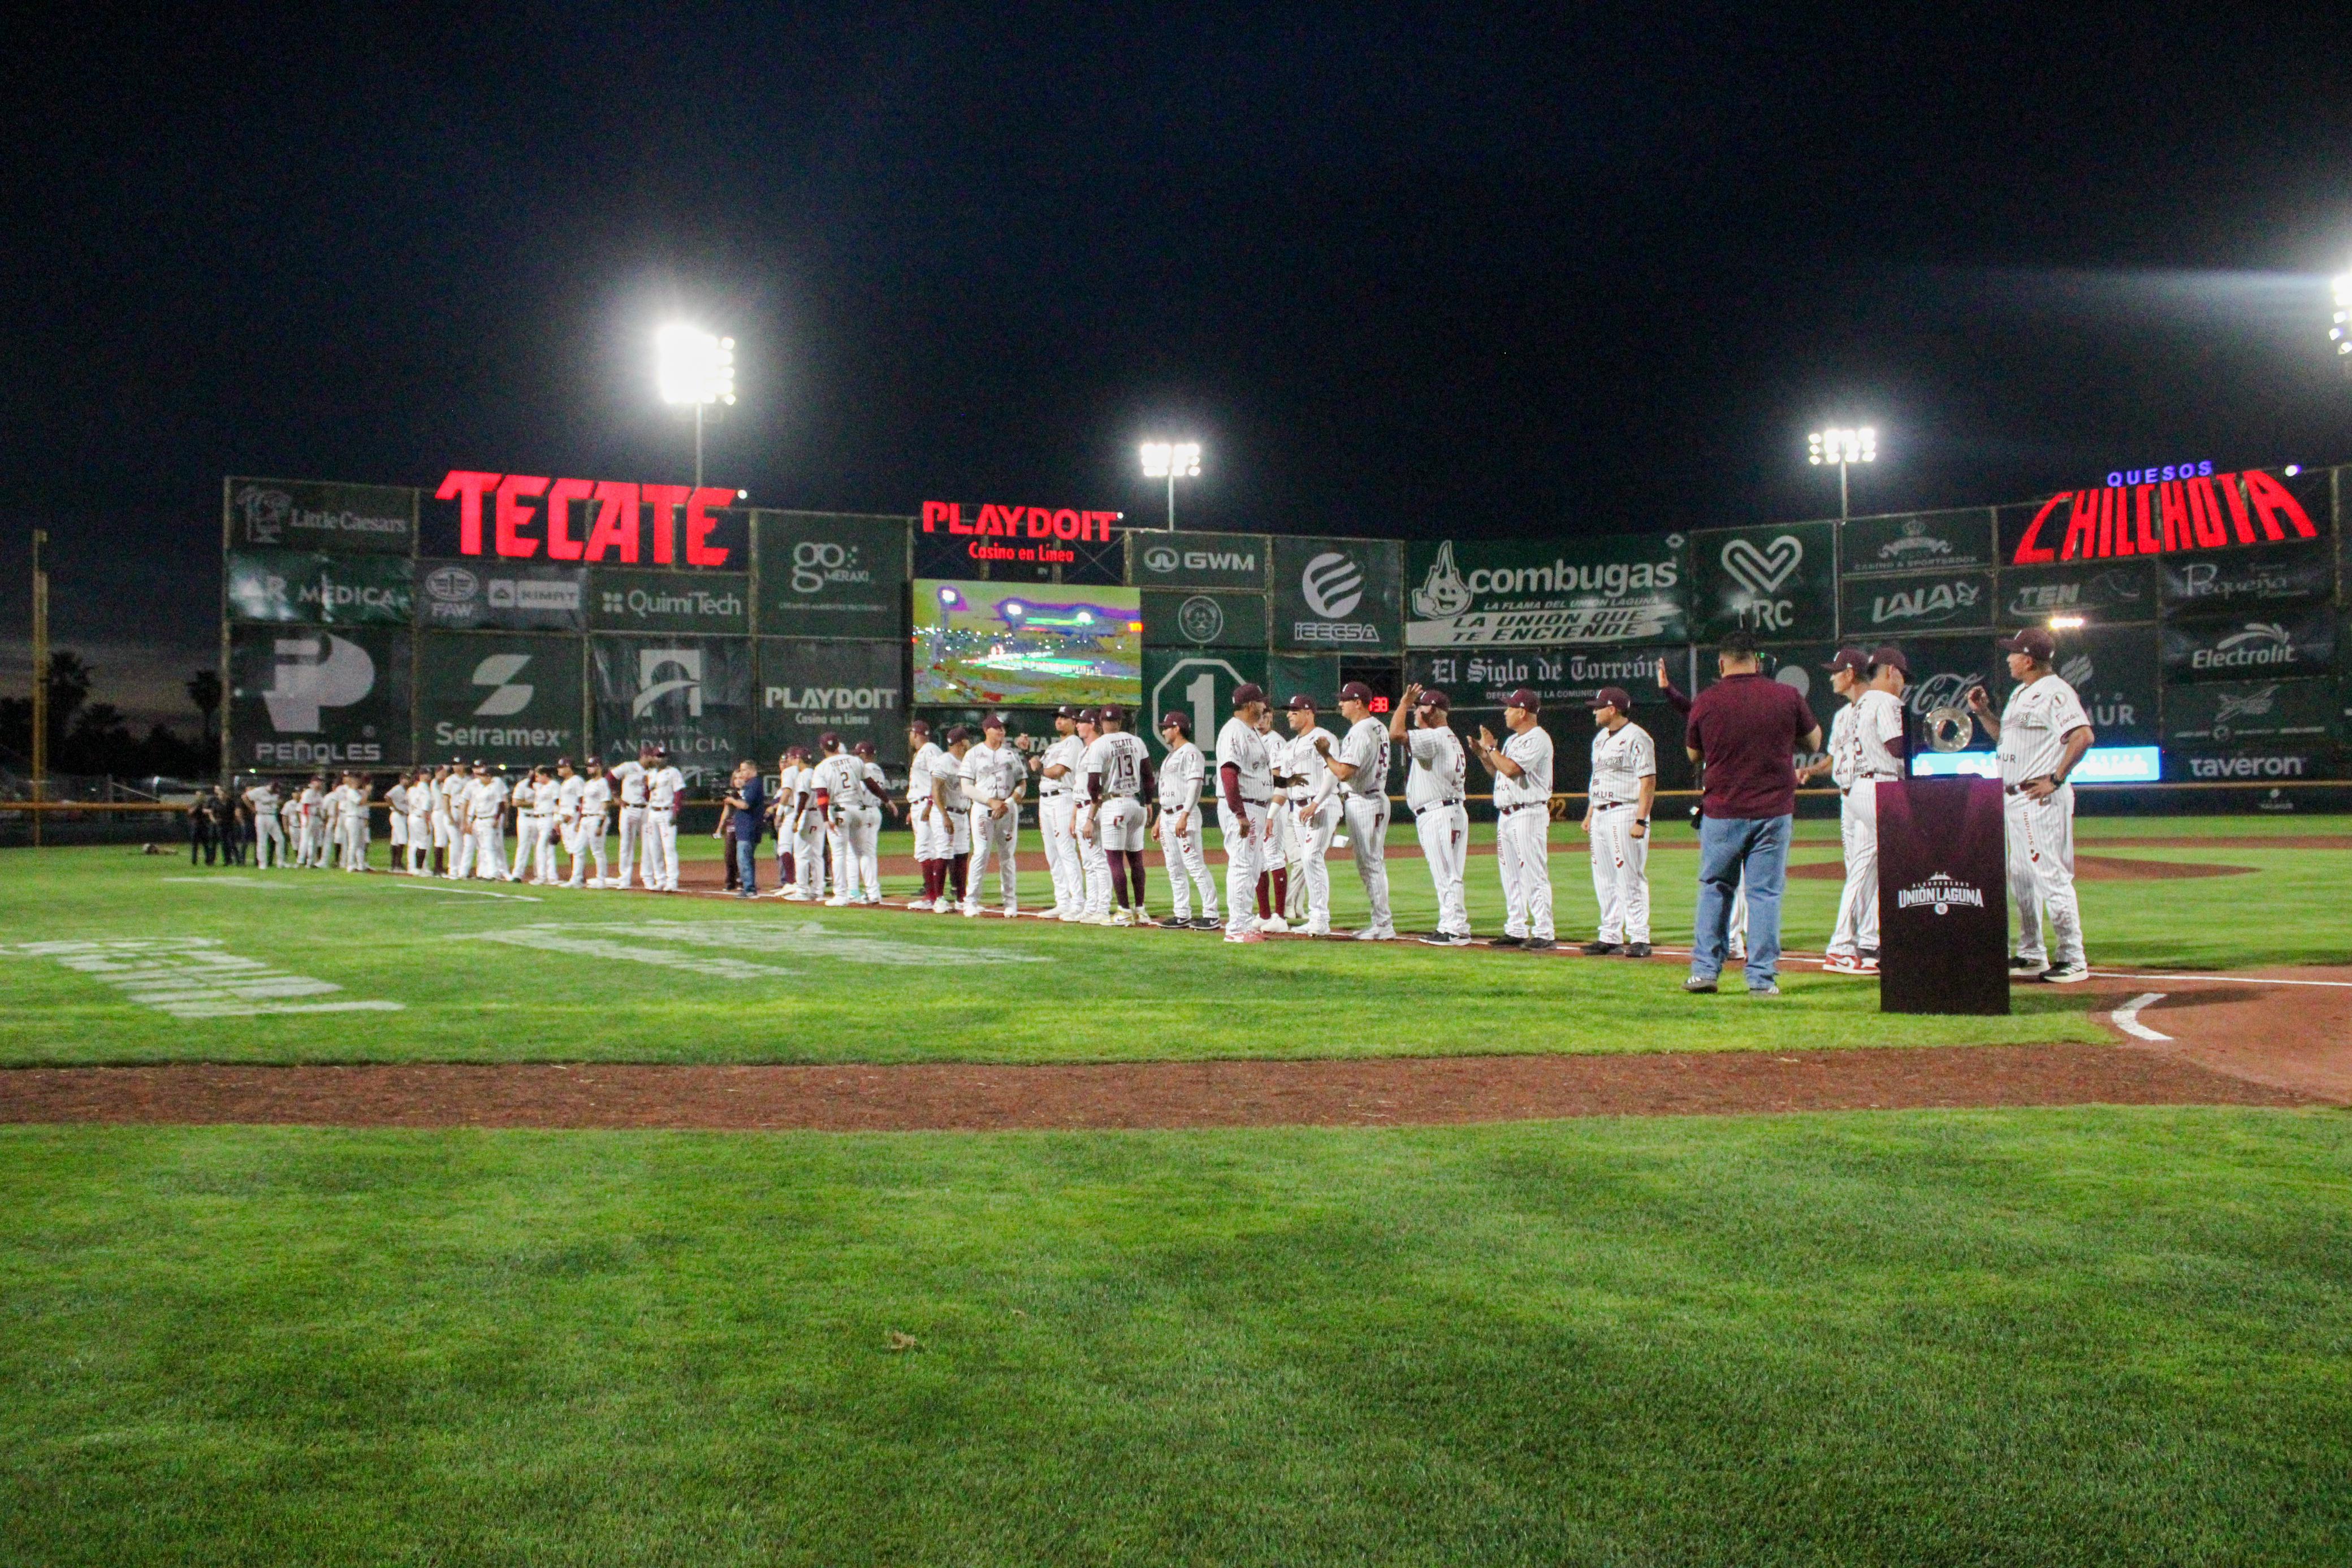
[235,485,293,543]
[2193,623,2298,672]
[1143,547,1178,574]
[1300,552,1366,618]
[1145,543,1258,577]
[262,635,375,733]
[469,654,534,717]
[633,648,704,717]
[1896,873,1986,915]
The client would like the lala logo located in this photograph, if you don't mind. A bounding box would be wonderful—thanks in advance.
[1896,872,1986,915]
[1720,534,1803,596]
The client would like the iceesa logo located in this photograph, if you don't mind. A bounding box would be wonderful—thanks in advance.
[1895,872,1986,915]
[1293,552,1376,644]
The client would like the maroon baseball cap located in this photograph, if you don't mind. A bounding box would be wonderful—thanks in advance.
[1074,707,1098,724]
[1588,687,1632,713]
[1998,627,2056,659]
[1232,683,1266,707]
[1285,693,1317,711]
[1157,709,1188,733]
[944,724,970,743]
[1867,646,1910,675]
[1055,704,1080,718]
[1824,647,1869,674]
[818,731,840,749]
[1338,680,1376,704]
[908,718,931,735]
[1097,705,1125,725]
[982,713,1007,731]
[853,739,876,756]
[1505,687,1540,712]
[1415,688,1450,711]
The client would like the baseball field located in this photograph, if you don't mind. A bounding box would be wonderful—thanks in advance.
[5,817,2349,1563]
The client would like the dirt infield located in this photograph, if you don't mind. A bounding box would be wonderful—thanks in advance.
[1787,854,2252,882]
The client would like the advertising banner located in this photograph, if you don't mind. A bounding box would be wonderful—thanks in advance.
[589,635,755,785]
[1876,777,2010,1016]
[417,481,749,566]
[226,551,414,626]
[1994,558,2159,629]
[2035,626,2161,744]
[1129,531,1271,591]
[414,559,587,631]
[1407,644,1682,712]
[225,477,415,556]
[1141,590,1269,650]
[1272,536,1403,653]
[2166,744,2341,783]
[1839,570,1995,638]
[755,638,907,764]
[1997,469,2331,567]
[2163,678,2337,747]
[1404,535,1687,647]
[1839,509,1997,578]
[1142,647,1266,762]
[2159,538,2335,614]
[415,633,584,765]
[1689,521,1838,642]
[2160,609,2338,683]
[589,569,751,635]
[751,512,909,639]
[227,625,412,769]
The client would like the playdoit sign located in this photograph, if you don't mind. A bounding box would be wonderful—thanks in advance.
[755,638,906,763]
[1406,535,1686,648]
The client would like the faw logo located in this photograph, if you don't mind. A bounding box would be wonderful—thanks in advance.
[2191,623,2298,672]
[2189,754,2306,779]
[1895,873,1986,915]
[425,566,479,602]
[1868,578,1981,626]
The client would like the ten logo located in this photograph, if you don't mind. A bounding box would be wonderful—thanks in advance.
[469,654,534,717]
[633,648,705,717]
[1301,552,1366,619]
[262,634,375,733]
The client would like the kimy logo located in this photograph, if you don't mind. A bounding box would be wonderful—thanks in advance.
[425,566,478,603]
[1143,546,1179,575]
[1302,552,1366,619]
[1895,872,1986,915]
[1175,595,1226,643]
[469,653,533,717]
[1720,534,1803,596]
[633,648,704,717]
[262,634,374,733]
[234,484,293,544]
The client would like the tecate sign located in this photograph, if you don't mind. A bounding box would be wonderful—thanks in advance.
[437,470,736,566]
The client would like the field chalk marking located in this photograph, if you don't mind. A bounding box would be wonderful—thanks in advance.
[390,883,544,902]
[2109,993,2171,1041]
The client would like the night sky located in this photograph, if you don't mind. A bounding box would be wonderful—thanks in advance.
[5,6,2350,727]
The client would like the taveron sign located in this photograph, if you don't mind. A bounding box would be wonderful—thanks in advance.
[920,500,1121,570]
[2003,469,2320,565]
[435,470,739,566]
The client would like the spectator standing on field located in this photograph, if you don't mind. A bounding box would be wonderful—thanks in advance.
[1681,629,1822,997]
[723,760,766,898]
[188,787,220,865]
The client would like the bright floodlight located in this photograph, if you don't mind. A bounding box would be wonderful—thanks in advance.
[2333,272,2351,357]
[658,325,737,406]
[1808,426,1877,466]
[1140,440,1201,478]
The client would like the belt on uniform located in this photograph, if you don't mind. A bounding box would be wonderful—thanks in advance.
[1498,802,1543,816]
[2004,777,2057,796]
[1412,799,1463,813]
[1591,799,1630,811]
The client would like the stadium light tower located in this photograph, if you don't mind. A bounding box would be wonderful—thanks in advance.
[657,324,737,490]
[2332,271,2352,376]
[1139,440,1201,531]
[1808,425,1877,523]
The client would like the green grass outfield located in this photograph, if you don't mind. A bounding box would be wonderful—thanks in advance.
[3,1110,2347,1566]
[1,817,2343,1066]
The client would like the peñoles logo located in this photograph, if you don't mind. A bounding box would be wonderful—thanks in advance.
[1896,873,1986,915]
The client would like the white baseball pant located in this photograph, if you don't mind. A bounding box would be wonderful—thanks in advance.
[842,805,882,899]
[1341,794,1393,934]
[406,812,431,872]
[1290,799,1340,931]
[1157,808,1218,921]
[1411,801,1470,937]
[646,813,679,891]
[390,813,408,853]
[252,815,286,869]
[465,818,506,881]
[1266,802,1302,917]
[1827,783,1883,959]
[2006,783,2084,968]
[1221,801,1268,938]
[966,804,1019,911]
[534,817,559,882]
[794,816,827,898]
[569,816,608,886]
[340,816,367,871]
[1495,803,1553,941]
[1587,804,1650,945]
[1077,805,1113,915]
[1040,794,1080,912]
[512,815,545,881]
[616,805,647,889]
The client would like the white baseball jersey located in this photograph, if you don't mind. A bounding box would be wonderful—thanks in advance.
[1494,725,1554,807]
[909,742,946,805]
[335,785,366,822]
[1037,734,1084,796]
[1285,727,1335,802]
[511,778,534,816]
[861,760,889,802]
[578,775,612,817]
[1849,689,1906,779]
[386,783,409,817]
[1336,716,1391,798]
[612,759,648,807]
[939,749,972,805]
[646,765,686,812]
[1082,732,1150,798]
[1158,740,1207,812]
[466,776,507,821]
[1214,717,1274,804]
[964,740,1025,804]
[300,786,323,819]
[245,783,281,817]
[557,776,585,821]
[1826,701,1861,790]
[776,763,805,822]
[1403,726,1466,810]
[806,753,852,809]
[437,772,465,816]
[1587,721,1656,803]
[1997,674,2091,785]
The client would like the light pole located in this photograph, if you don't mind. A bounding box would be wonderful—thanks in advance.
[657,324,737,489]
[1139,441,1201,531]
[1808,426,1877,522]
[2332,271,2351,376]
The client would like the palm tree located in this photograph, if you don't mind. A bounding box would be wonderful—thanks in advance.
[186,669,222,763]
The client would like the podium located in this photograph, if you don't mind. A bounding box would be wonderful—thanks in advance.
[1875,776,2009,1015]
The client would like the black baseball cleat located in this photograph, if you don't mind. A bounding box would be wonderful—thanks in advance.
[1623,942,1651,958]
[1488,934,1525,947]
[2009,955,2046,972]
[1191,916,1223,931]
[2038,961,2090,984]
[1579,941,1624,956]
[1419,930,1472,947]
[1522,937,1557,951]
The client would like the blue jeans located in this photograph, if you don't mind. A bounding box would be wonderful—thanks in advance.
[733,838,759,894]
[1693,815,1791,988]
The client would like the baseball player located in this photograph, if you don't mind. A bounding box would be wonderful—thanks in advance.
[403,770,433,873]
[533,765,563,883]
[454,761,507,880]
[433,763,464,876]
[611,744,654,889]
[243,778,286,869]
[1214,683,1276,943]
[1579,686,1657,957]
[842,739,889,903]
[1969,627,2094,983]
[1065,709,1116,920]
[550,758,582,883]
[792,748,831,902]
[903,720,945,908]
[570,759,612,887]
[1078,705,1155,925]
[767,749,802,895]
[1281,696,1340,936]
[934,725,976,912]
[1824,648,1909,974]
[1034,707,1086,919]
[338,773,370,871]
[509,768,546,883]
[1155,711,1221,929]
[1313,681,1398,941]
[1804,650,1870,965]
[292,775,323,867]
[962,714,1026,917]
[1253,705,1294,929]
[1389,684,1471,945]
[643,748,685,892]
[1474,687,1555,950]
[386,774,411,870]
[805,735,859,906]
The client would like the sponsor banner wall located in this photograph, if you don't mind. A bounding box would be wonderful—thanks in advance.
[1130,531,1270,591]
[589,634,755,785]
[2167,744,2340,783]
[1839,509,1997,578]
[1993,558,2159,629]
[1266,652,1342,709]
[1272,536,1403,653]
[2159,538,2335,614]
[2163,678,2338,747]
[226,551,414,626]
[1406,644,1681,712]
[589,569,751,634]
[2032,625,2161,745]
[1140,590,1270,650]
[1839,570,1994,638]
[415,633,585,765]
[226,477,416,555]
[2160,608,2337,683]
[1142,648,1266,762]
[1689,521,1838,642]
[417,491,750,566]
[751,512,909,639]
[1404,535,1687,648]
[227,625,413,769]
[754,638,907,764]
[414,558,587,631]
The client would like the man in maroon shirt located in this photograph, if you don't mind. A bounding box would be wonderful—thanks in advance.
[1679,629,1822,995]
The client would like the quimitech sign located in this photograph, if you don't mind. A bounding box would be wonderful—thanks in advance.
[436,471,738,566]
[2007,469,2319,565]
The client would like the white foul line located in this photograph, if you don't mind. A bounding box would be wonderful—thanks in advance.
[2109,993,2171,1041]
[2087,968,2352,990]
[388,883,544,902]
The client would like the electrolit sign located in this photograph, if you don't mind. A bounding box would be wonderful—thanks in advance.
[2004,470,2319,565]
[436,470,737,566]
[1911,746,2161,783]
[920,501,1121,569]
